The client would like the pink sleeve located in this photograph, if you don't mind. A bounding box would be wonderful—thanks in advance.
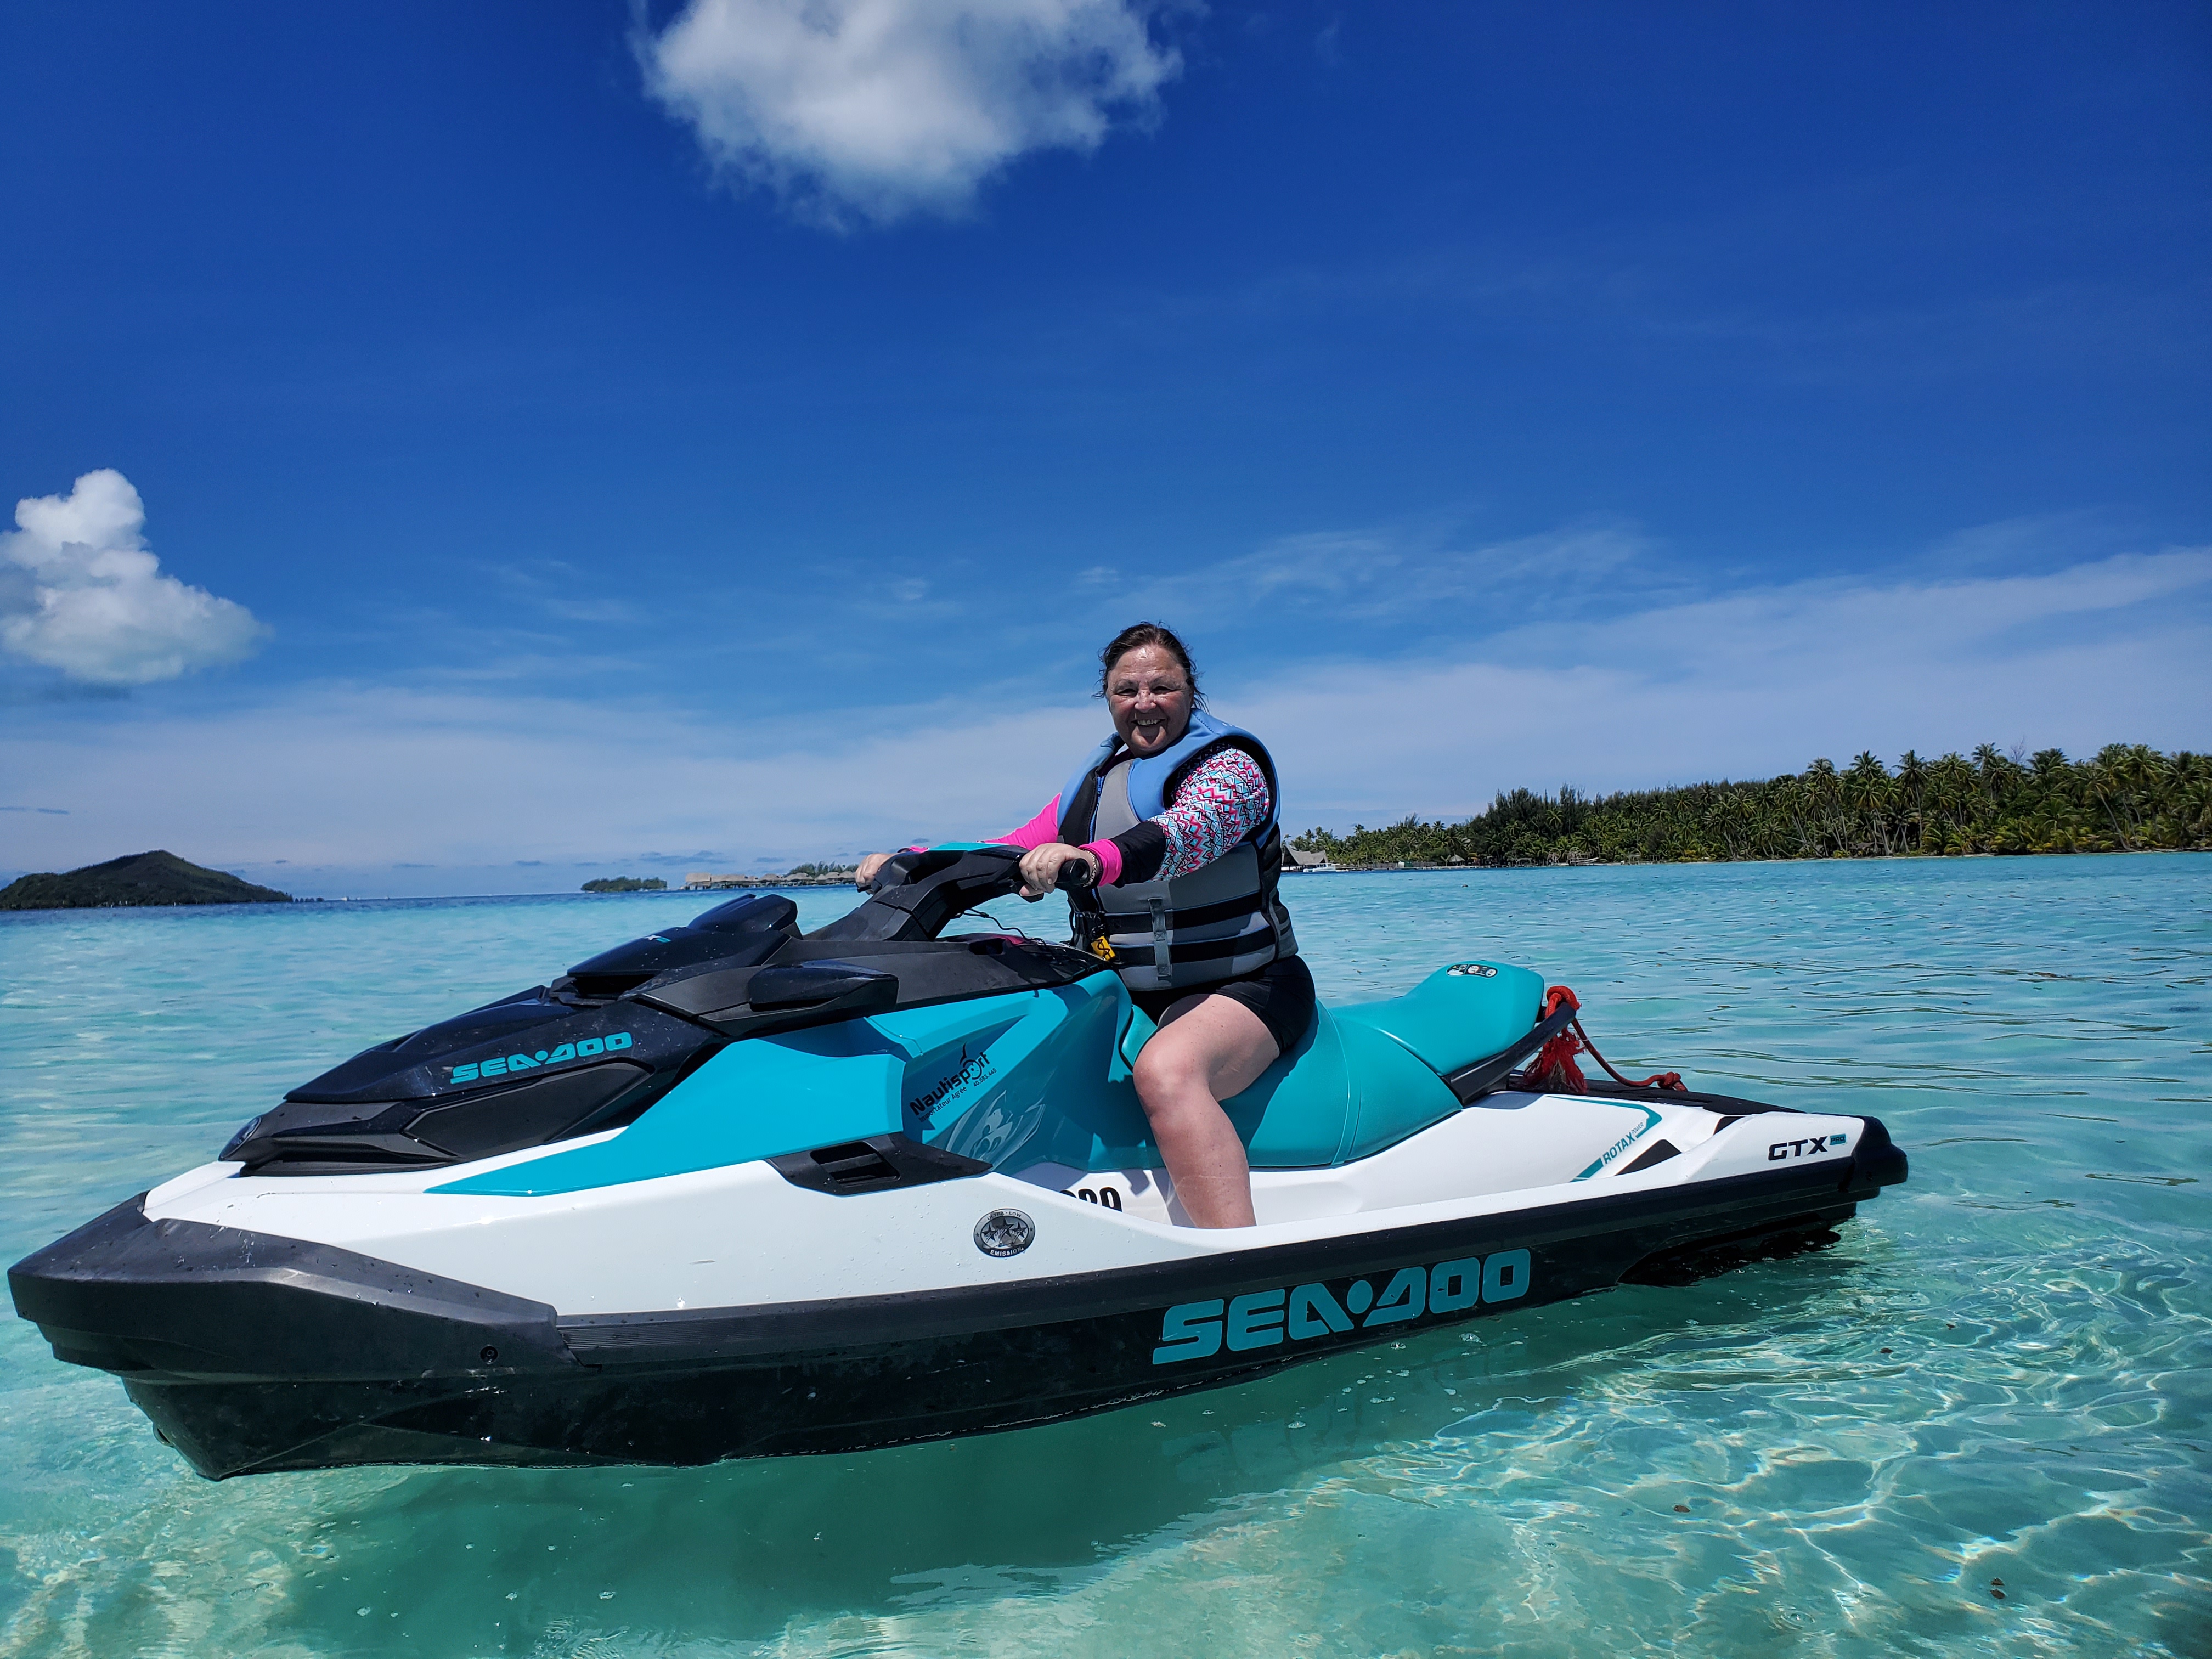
[992,796,1064,850]
[990,794,1124,885]
[1080,837,1124,885]
[902,796,1068,853]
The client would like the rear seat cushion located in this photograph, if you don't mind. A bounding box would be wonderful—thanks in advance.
[1331,962,1545,1076]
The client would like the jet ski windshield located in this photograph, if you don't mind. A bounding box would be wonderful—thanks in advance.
[388,991,574,1058]
[566,893,798,998]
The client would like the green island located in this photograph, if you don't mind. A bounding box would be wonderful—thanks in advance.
[1291,743,2211,868]
[580,877,668,893]
[0,850,292,910]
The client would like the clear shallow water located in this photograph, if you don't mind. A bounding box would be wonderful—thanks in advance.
[2,855,2207,1658]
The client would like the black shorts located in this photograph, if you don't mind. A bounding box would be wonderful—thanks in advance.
[1131,952,1316,1058]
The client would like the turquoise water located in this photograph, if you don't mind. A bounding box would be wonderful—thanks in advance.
[2,855,2207,1657]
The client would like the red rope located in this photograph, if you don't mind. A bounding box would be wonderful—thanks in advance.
[1530,986,1587,1093]
[1571,1017,1685,1093]
[1521,985,1686,1094]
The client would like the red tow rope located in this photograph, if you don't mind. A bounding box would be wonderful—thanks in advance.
[1527,985,1686,1096]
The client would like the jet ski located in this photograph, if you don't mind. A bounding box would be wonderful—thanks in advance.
[10,846,1907,1479]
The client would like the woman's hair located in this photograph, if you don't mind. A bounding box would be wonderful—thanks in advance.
[1097,622,1203,706]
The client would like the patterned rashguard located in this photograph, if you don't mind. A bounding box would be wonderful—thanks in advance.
[990,747,1272,885]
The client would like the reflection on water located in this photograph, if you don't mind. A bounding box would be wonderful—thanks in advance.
[3,855,2208,1656]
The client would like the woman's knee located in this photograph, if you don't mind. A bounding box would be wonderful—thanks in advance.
[1131,1043,1187,1102]
[1132,1037,1209,1113]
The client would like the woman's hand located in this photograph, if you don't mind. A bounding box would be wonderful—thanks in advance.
[1018,843,1100,900]
[854,851,894,889]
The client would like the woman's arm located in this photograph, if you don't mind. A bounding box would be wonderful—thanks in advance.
[992,797,1065,850]
[1108,748,1272,884]
[856,795,1116,890]
[996,795,1125,891]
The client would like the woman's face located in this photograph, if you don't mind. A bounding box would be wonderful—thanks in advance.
[1105,644,1194,758]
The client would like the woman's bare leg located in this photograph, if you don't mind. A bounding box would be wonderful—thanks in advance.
[1130,994,1280,1228]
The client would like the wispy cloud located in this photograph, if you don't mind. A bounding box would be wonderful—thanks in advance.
[637,0,1181,228]
[1252,546,2212,821]
[3,540,2203,887]
[1127,516,1660,638]
[1,470,266,686]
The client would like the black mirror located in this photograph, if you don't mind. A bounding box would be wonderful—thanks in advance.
[747,961,898,1013]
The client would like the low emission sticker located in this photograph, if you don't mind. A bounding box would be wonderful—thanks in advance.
[1151,1249,1532,1365]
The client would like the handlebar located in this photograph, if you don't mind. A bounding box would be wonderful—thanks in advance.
[859,849,1096,897]
[817,845,1095,944]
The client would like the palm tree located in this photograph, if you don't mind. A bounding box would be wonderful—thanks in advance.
[1894,751,1927,851]
[1844,752,1894,854]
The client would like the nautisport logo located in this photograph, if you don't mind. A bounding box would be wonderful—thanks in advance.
[1152,1249,1532,1365]
[906,1049,995,1127]
[449,1032,632,1085]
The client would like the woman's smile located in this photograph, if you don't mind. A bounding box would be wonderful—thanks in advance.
[1107,643,1193,756]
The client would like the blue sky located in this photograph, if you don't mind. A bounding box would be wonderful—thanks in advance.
[3,1,2208,895]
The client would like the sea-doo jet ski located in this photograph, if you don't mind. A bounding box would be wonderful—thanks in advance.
[12,847,1907,1479]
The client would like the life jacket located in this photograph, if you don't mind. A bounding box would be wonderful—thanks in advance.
[1054,709,1298,992]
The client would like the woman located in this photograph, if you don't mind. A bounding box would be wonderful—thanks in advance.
[855,623,1310,1228]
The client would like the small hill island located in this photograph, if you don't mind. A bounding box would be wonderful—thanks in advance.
[0,850,293,911]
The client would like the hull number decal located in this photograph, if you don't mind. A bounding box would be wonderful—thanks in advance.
[1152,1249,1532,1365]
[1068,1185,1124,1210]
[449,1032,631,1085]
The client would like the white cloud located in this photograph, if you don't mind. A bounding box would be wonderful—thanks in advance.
[0,470,266,685]
[639,0,1180,226]
[3,544,2204,890]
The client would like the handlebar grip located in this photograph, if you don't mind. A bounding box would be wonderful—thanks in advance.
[1056,857,1098,892]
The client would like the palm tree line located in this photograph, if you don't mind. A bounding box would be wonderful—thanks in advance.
[1289,744,2211,868]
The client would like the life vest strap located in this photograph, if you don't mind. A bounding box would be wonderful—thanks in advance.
[1091,891,1262,932]
[1092,931,1268,970]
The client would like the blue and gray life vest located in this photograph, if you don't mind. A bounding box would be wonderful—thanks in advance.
[1054,709,1297,993]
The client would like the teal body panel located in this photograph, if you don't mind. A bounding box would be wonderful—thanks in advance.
[433,959,1544,1194]
[1226,1009,1353,1166]
[434,1020,907,1197]
[1332,962,1544,1075]
[1338,1017,1468,1160]
[927,979,1151,1170]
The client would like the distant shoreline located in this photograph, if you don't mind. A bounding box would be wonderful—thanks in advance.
[1293,744,2209,868]
[1284,845,2208,874]
[2,847,2203,915]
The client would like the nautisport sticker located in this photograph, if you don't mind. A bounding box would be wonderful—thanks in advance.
[1152,1249,1531,1365]
[449,1032,631,1085]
